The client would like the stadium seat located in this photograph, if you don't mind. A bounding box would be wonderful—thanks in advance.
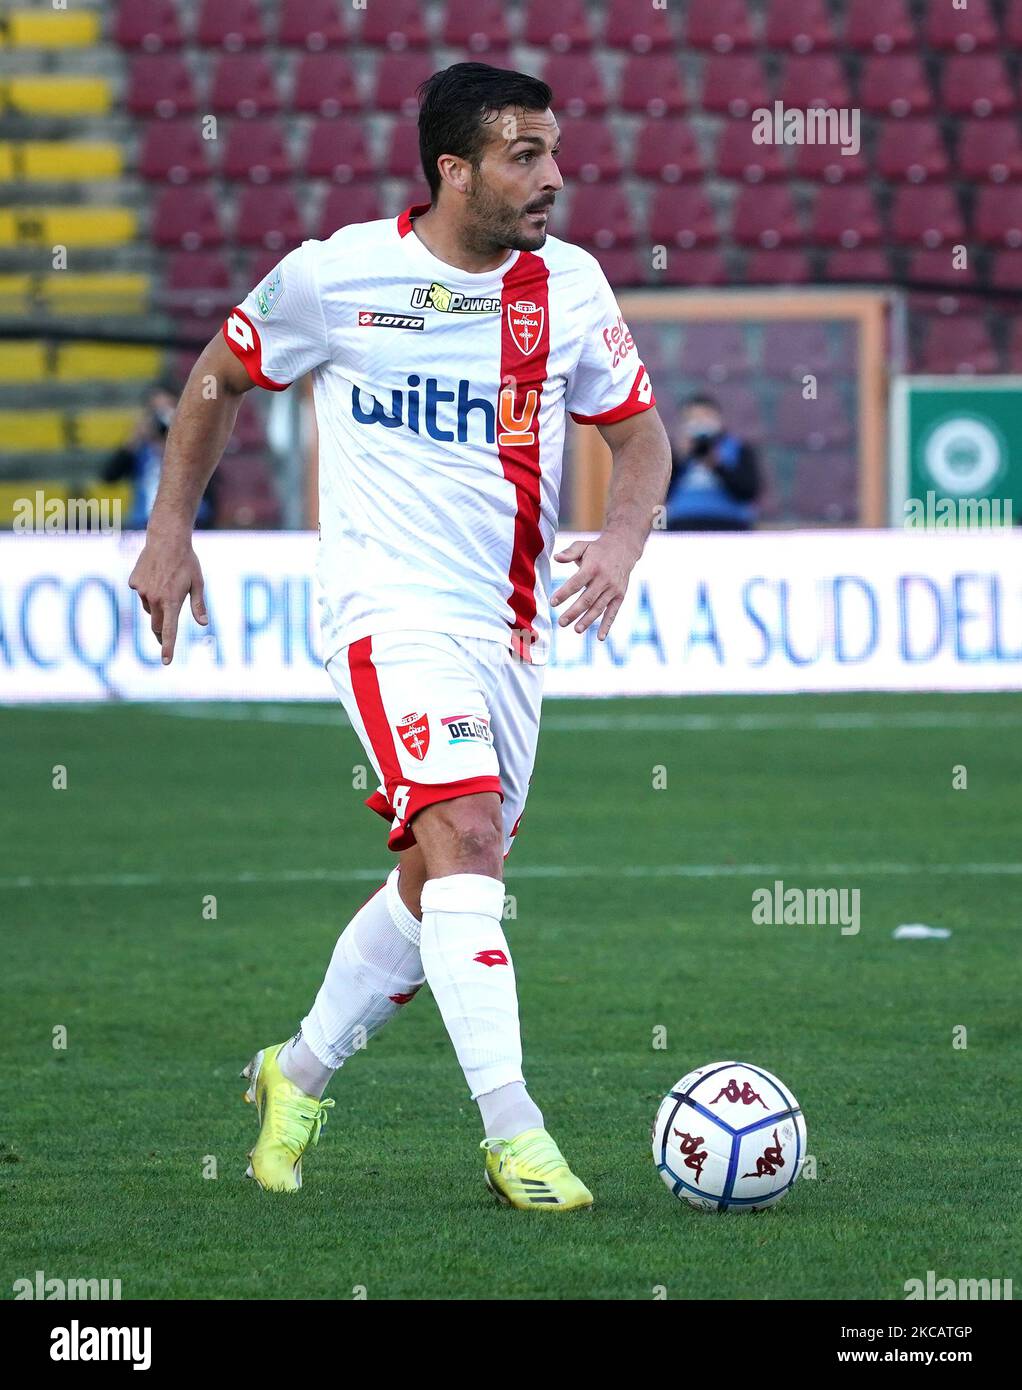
[1008,0,1022,45]
[0,207,135,247]
[941,56,1016,118]
[42,274,148,316]
[699,55,770,118]
[580,246,645,287]
[907,248,977,289]
[779,55,851,109]
[222,119,290,182]
[823,248,892,283]
[603,0,675,53]
[542,55,609,116]
[152,185,223,249]
[138,119,211,182]
[974,187,1022,246]
[10,141,120,181]
[115,0,184,51]
[890,186,965,247]
[764,0,835,53]
[126,56,196,117]
[303,119,373,180]
[744,249,813,284]
[812,186,884,246]
[618,56,688,116]
[359,0,430,49]
[196,0,265,50]
[958,119,1022,182]
[762,322,835,377]
[234,185,305,251]
[208,55,282,116]
[657,249,729,286]
[162,251,234,313]
[792,134,867,183]
[716,120,787,181]
[223,402,268,454]
[373,53,437,115]
[57,343,163,383]
[552,118,621,181]
[524,0,593,51]
[918,315,998,373]
[383,119,422,178]
[875,119,949,183]
[711,383,764,438]
[74,409,139,451]
[647,186,718,248]
[679,323,749,378]
[924,0,998,52]
[685,0,756,52]
[859,56,934,116]
[632,118,703,182]
[215,454,282,528]
[791,450,858,523]
[0,411,64,453]
[843,0,914,53]
[991,250,1022,290]
[775,390,853,448]
[731,186,802,248]
[6,76,110,115]
[3,7,96,46]
[317,184,383,239]
[277,0,347,49]
[566,185,636,248]
[441,0,509,51]
[292,55,361,116]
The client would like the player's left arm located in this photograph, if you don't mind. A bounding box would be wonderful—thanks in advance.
[552,406,671,640]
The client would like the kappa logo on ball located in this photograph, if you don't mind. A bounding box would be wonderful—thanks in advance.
[710,1078,768,1108]
[395,712,430,760]
[506,299,544,356]
[473,949,509,967]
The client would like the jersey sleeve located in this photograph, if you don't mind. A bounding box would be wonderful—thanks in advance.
[564,265,656,425]
[222,241,329,390]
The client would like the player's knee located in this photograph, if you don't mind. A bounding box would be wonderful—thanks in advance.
[416,795,503,878]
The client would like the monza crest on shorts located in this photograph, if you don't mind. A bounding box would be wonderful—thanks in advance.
[395,712,430,761]
[507,299,544,356]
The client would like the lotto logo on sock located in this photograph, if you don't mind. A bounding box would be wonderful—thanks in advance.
[473,949,509,968]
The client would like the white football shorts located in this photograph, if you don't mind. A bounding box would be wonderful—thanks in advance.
[326,629,545,855]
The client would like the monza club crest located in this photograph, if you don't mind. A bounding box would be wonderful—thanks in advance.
[395,712,430,761]
[507,299,544,356]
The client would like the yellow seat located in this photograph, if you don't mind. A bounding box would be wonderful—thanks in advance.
[43,273,149,315]
[0,411,65,453]
[5,11,101,47]
[0,207,136,247]
[5,76,110,115]
[0,145,13,180]
[0,482,70,529]
[0,274,34,314]
[0,341,49,382]
[17,142,123,181]
[75,409,138,451]
[56,343,163,383]
[85,481,134,512]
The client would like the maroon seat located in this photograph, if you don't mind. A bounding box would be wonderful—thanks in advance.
[918,316,998,373]
[713,384,765,438]
[658,249,729,286]
[679,323,750,378]
[126,55,197,117]
[779,54,851,108]
[792,136,867,183]
[373,53,436,115]
[859,55,934,116]
[277,0,347,49]
[765,0,835,53]
[542,55,609,116]
[383,119,421,178]
[1008,0,1022,45]
[731,186,802,248]
[685,0,755,52]
[215,454,282,528]
[115,0,184,50]
[890,186,965,247]
[974,187,1022,246]
[618,56,688,116]
[647,186,718,248]
[791,450,858,523]
[234,184,306,251]
[843,0,914,52]
[152,184,224,248]
[991,250,1022,290]
[744,249,813,284]
[292,55,361,116]
[162,250,234,314]
[875,119,949,182]
[604,0,675,53]
[524,0,593,52]
[359,0,430,50]
[196,0,265,50]
[824,248,892,282]
[941,56,1016,118]
[303,119,373,180]
[138,119,210,181]
[907,249,977,289]
[552,118,621,181]
[632,118,703,182]
[699,55,770,117]
[222,119,290,182]
[716,120,787,181]
[208,55,282,116]
[958,119,1022,182]
[442,0,510,53]
[579,246,645,287]
[317,185,383,239]
[223,402,267,454]
[762,322,835,377]
[924,0,998,52]
[775,391,853,447]
[566,185,636,248]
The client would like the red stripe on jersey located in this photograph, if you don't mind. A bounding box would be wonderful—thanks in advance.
[569,361,656,425]
[397,203,432,238]
[347,636,403,788]
[499,253,550,664]
[221,307,288,391]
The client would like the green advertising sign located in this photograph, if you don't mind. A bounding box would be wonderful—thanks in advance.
[890,377,1022,527]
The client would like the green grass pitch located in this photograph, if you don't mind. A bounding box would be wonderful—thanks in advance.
[2,693,1019,1300]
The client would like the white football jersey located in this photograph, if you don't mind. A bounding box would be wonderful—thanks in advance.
[222,203,656,666]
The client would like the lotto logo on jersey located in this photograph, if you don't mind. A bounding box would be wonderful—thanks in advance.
[507,299,544,356]
[441,714,493,746]
[602,313,635,368]
[226,310,256,353]
[395,712,430,760]
[358,309,425,331]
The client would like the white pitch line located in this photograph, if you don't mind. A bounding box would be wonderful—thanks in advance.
[2,862,1021,891]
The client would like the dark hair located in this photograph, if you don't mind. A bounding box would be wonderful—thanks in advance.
[684,394,722,412]
[417,62,553,200]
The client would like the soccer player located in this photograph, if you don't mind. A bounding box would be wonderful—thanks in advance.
[129,64,670,1210]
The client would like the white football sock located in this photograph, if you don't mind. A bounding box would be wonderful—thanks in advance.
[283,867,424,1096]
[477,1081,544,1143]
[419,873,534,1112]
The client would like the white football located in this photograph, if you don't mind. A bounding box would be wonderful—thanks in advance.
[652,1060,807,1212]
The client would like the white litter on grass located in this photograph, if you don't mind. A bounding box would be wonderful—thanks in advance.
[893,924,952,940]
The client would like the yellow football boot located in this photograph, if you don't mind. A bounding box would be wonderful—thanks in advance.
[482,1128,594,1211]
[241,1042,335,1192]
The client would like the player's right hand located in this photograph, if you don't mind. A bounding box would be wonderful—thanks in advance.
[128,537,208,666]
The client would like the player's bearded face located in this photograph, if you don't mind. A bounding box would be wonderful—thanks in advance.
[464,114,561,253]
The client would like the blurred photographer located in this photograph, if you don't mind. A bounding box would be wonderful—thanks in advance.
[102,384,215,530]
[664,394,760,532]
